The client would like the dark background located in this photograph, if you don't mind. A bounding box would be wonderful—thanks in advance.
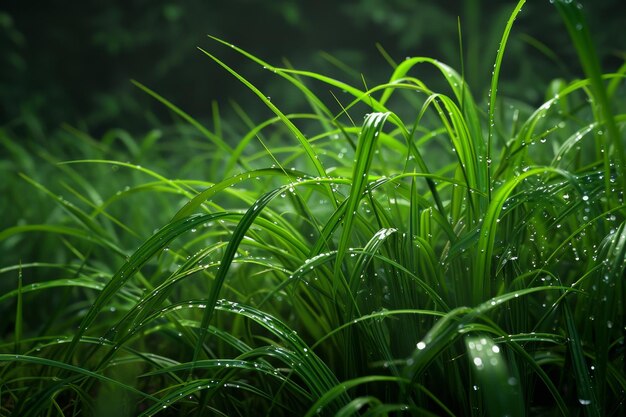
[1,0,624,140]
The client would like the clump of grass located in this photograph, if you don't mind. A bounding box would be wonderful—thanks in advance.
[1,0,625,415]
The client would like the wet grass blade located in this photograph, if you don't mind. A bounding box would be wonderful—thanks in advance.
[303,375,408,417]
[564,301,600,416]
[197,47,328,179]
[465,335,523,417]
[64,212,232,361]
[487,0,526,199]
[334,112,390,289]
[192,188,294,362]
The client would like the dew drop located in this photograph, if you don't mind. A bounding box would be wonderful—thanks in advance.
[473,357,484,369]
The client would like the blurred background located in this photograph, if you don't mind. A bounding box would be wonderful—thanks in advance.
[1,0,624,140]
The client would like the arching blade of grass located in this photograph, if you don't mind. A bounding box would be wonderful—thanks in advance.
[344,230,399,376]
[474,167,577,304]
[335,397,383,417]
[379,57,483,169]
[144,356,309,399]
[135,378,282,417]
[402,306,472,384]
[192,187,301,361]
[334,112,390,291]
[207,300,347,413]
[274,67,389,116]
[197,47,328,179]
[64,212,232,362]
[347,228,396,295]
[121,297,344,402]
[465,335,523,417]
[403,286,568,384]
[172,167,308,221]
[551,122,598,167]
[140,358,311,415]
[207,36,337,130]
[426,92,486,221]
[303,375,409,417]
[0,276,106,304]
[311,308,445,350]
[100,128,141,157]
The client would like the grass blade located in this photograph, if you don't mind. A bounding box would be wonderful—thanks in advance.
[465,335,523,417]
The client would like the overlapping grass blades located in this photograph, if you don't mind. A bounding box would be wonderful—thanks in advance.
[1,0,625,415]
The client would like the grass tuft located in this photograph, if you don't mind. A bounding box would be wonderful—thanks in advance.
[1,2,625,416]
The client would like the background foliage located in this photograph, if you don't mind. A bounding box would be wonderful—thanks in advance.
[2,0,624,137]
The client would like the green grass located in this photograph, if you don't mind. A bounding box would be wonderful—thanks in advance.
[1,1,625,415]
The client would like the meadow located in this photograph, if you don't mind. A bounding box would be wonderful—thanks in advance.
[1,1,625,415]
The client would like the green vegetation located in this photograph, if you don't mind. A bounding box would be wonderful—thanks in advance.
[1,1,625,415]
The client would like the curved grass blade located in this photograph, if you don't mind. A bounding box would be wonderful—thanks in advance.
[64,212,232,362]
[197,47,328,179]
[207,36,338,131]
[312,308,445,351]
[474,167,578,304]
[486,0,526,199]
[190,186,339,382]
[0,276,106,304]
[334,112,390,288]
[172,168,308,221]
[465,335,523,417]
[303,375,408,417]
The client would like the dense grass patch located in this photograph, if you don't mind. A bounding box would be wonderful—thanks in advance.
[1,1,625,416]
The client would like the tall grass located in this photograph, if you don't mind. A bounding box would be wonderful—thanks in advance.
[1,1,625,415]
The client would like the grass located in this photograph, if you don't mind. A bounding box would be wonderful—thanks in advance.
[1,0,625,415]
